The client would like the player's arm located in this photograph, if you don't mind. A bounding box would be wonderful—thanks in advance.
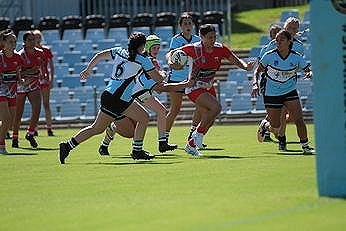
[146,68,165,82]
[80,49,112,79]
[153,78,195,93]
[251,63,265,97]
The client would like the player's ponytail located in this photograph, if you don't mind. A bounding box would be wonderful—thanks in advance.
[128,32,146,61]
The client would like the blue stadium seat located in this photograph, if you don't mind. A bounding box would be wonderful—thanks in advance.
[85,28,106,42]
[228,69,248,83]
[50,40,71,55]
[107,27,128,44]
[50,87,70,101]
[59,99,81,119]
[42,30,60,43]
[61,75,82,88]
[252,96,265,112]
[219,80,237,98]
[132,26,151,36]
[73,86,95,103]
[84,73,106,88]
[72,40,93,53]
[296,79,313,97]
[96,39,117,50]
[228,93,252,114]
[63,51,82,65]
[280,9,299,22]
[62,28,83,41]
[73,62,87,74]
[154,26,174,43]
[55,63,69,78]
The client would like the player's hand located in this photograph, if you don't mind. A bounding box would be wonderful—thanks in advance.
[304,70,313,79]
[80,69,90,79]
[246,60,256,71]
[251,82,260,97]
[185,78,196,87]
[169,62,185,70]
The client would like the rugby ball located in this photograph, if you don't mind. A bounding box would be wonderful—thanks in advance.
[171,50,188,66]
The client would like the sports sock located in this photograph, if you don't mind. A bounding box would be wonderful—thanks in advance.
[158,131,166,142]
[101,123,116,147]
[67,137,79,150]
[133,140,143,152]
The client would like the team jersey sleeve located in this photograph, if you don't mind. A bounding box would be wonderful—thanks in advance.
[169,36,179,50]
[259,52,270,67]
[110,47,123,59]
[139,55,156,72]
[181,44,195,57]
[138,74,157,90]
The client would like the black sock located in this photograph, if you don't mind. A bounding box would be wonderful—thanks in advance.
[67,137,79,150]
[278,135,286,143]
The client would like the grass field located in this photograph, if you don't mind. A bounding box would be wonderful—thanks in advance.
[1,124,346,230]
[228,4,309,48]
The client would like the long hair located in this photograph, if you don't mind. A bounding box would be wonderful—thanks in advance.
[127,32,146,61]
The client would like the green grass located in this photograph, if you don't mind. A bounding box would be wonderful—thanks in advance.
[225,4,310,48]
[1,124,346,230]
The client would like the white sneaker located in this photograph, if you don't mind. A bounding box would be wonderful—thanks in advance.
[184,143,202,156]
[192,131,204,149]
[257,119,268,143]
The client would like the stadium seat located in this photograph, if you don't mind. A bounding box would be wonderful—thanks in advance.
[0,17,10,31]
[59,99,81,119]
[96,39,117,50]
[131,13,154,36]
[55,63,69,78]
[107,27,128,45]
[61,75,83,88]
[202,11,224,35]
[84,14,106,41]
[42,30,61,43]
[219,80,237,98]
[85,28,106,42]
[73,86,95,103]
[107,14,130,44]
[296,79,313,97]
[228,69,248,83]
[280,9,299,22]
[63,51,83,65]
[72,40,93,53]
[154,26,174,43]
[50,39,71,55]
[13,16,35,35]
[84,73,106,88]
[228,93,252,114]
[62,28,83,41]
[61,15,83,40]
[38,16,60,31]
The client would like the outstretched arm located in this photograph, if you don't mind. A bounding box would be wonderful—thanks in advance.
[80,49,112,79]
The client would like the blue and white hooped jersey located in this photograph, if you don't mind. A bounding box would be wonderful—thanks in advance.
[260,49,310,96]
[168,33,200,82]
[104,47,155,102]
[258,38,304,59]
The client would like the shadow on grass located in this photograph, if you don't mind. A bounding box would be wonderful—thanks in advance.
[3,152,38,156]
[177,147,225,151]
[201,155,242,159]
[86,161,183,166]
[18,147,59,151]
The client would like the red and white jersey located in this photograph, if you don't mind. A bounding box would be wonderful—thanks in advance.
[17,47,45,93]
[0,51,22,98]
[40,45,53,78]
[181,41,232,93]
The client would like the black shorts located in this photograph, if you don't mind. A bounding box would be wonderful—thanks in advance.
[167,79,185,93]
[263,89,299,109]
[100,91,133,118]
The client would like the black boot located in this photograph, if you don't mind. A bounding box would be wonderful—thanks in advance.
[59,142,71,164]
[131,150,155,160]
[99,145,110,156]
[159,141,178,153]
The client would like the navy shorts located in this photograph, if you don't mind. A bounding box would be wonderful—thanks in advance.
[263,89,299,109]
[100,91,133,118]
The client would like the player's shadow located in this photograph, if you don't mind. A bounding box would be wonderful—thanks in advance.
[177,147,224,151]
[201,155,242,159]
[2,152,38,156]
[86,161,183,166]
[19,147,59,151]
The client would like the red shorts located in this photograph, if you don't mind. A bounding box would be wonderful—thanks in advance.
[39,78,51,90]
[187,86,216,103]
[0,96,16,107]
